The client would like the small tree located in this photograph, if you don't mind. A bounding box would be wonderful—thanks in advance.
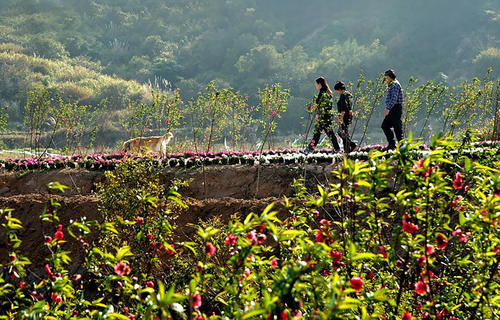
[257,83,290,153]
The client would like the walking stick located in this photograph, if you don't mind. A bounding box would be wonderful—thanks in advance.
[302,104,316,149]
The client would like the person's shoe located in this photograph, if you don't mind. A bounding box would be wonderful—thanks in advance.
[383,145,396,151]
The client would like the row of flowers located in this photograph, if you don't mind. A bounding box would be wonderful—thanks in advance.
[1,140,498,171]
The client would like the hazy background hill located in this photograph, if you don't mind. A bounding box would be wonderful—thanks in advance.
[0,0,498,141]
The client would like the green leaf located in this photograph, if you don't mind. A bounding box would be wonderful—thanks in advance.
[47,182,69,193]
[106,313,130,320]
[352,253,377,261]
[242,309,267,319]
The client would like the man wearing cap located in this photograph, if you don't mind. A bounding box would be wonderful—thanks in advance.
[381,69,404,150]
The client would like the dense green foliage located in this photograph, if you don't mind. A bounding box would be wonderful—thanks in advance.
[0,0,498,139]
[1,137,499,319]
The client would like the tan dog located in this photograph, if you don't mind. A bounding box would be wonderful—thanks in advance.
[123,131,174,157]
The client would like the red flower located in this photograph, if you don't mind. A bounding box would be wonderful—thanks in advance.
[166,244,176,255]
[320,219,330,229]
[452,229,471,243]
[192,294,202,309]
[436,234,448,250]
[54,224,64,241]
[417,255,427,267]
[280,311,288,320]
[247,230,258,244]
[270,259,279,269]
[224,234,237,246]
[114,262,131,276]
[51,292,62,304]
[45,236,53,244]
[315,230,325,243]
[453,172,464,190]
[257,233,267,245]
[426,244,435,255]
[205,242,216,257]
[136,216,144,226]
[44,264,53,276]
[413,158,425,171]
[350,276,364,292]
[367,271,375,280]
[146,233,154,240]
[146,281,155,288]
[193,316,207,320]
[415,280,429,295]
[72,274,82,282]
[19,281,25,289]
[402,311,412,320]
[379,245,388,259]
[329,250,342,263]
[403,216,419,234]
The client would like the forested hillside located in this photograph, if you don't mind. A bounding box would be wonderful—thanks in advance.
[0,0,498,140]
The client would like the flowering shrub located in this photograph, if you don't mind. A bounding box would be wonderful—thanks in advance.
[0,137,499,319]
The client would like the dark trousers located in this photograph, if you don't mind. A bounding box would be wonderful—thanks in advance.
[309,120,340,151]
[381,104,403,149]
[340,122,357,152]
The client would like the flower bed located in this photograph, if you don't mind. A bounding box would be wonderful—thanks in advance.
[1,141,499,172]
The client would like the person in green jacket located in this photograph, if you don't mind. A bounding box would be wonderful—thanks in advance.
[334,81,357,152]
[306,77,341,153]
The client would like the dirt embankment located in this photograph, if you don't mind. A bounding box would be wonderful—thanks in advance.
[0,164,335,269]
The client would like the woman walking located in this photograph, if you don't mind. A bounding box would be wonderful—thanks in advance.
[334,81,357,152]
[306,77,341,153]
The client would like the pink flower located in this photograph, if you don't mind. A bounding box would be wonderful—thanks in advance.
[72,274,82,282]
[136,216,144,226]
[192,294,202,309]
[402,311,412,320]
[452,229,471,243]
[270,259,279,269]
[114,262,131,276]
[247,230,258,244]
[205,242,216,257]
[146,281,155,288]
[224,234,238,246]
[350,277,364,292]
[453,172,464,190]
[415,280,429,295]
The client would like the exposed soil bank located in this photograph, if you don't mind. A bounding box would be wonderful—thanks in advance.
[0,194,288,270]
[0,164,336,199]
[0,164,336,270]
